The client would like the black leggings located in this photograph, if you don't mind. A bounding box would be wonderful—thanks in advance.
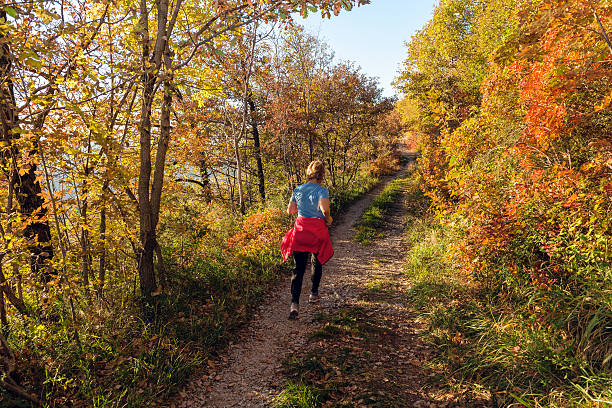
[291,251,323,304]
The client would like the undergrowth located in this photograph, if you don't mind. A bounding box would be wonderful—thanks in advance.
[1,169,388,407]
[272,381,324,408]
[329,171,380,219]
[2,249,284,408]
[402,176,612,408]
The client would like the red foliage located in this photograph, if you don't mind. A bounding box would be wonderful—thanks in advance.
[424,0,611,287]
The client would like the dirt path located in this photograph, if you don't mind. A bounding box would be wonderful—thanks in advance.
[173,162,442,408]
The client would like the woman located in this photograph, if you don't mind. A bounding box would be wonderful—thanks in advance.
[281,160,334,320]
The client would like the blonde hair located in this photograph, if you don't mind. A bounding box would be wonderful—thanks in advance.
[306,160,325,182]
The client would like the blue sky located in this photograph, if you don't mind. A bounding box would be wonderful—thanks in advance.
[299,0,438,98]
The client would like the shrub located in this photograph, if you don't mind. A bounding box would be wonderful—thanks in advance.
[226,209,291,269]
[369,151,401,177]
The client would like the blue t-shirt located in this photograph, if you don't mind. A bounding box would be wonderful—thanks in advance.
[291,182,330,219]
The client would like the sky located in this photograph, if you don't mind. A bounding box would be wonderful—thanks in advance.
[298,0,438,98]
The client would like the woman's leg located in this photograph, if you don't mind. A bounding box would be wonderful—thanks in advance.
[311,253,323,295]
[291,251,309,304]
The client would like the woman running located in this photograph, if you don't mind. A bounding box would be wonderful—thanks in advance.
[281,160,334,320]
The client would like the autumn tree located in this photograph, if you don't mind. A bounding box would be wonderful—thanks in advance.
[396,0,611,382]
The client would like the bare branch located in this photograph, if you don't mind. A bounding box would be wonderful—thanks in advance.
[592,7,612,55]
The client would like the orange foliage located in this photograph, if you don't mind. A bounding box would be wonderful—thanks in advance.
[226,209,290,266]
[408,0,611,286]
[369,151,401,177]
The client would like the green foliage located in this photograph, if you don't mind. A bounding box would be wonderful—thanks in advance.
[272,381,323,408]
[395,0,518,133]
[328,171,380,218]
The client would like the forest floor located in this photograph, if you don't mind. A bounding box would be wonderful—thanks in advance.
[170,160,493,408]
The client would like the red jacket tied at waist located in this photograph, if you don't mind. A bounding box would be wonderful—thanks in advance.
[281,216,333,265]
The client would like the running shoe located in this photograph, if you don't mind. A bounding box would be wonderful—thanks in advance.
[288,302,299,320]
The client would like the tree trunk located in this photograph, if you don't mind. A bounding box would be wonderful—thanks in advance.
[0,291,6,327]
[0,256,6,326]
[0,256,27,316]
[0,11,54,280]
[198,159,212,201]
[149,45,174,291]
[234,136,245,214]
[308,133,314,162]
[137,0,158,302]
[155,243,166,288]
[248,97,265,203]
[80,161,92,290]
[80,197,90,288]
[97,202,106,298]
[281,133,293,193]
[136,0,180,305]
[137,79,157,300]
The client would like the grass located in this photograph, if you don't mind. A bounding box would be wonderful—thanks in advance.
[354,177,409,244]
[272,381,324,408]
[401,177,612,408]
[329,172,380,219]
[364,279,394,293]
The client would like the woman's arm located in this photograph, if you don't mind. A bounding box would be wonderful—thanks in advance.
[319,198,333,226]
[287,200,298,215]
